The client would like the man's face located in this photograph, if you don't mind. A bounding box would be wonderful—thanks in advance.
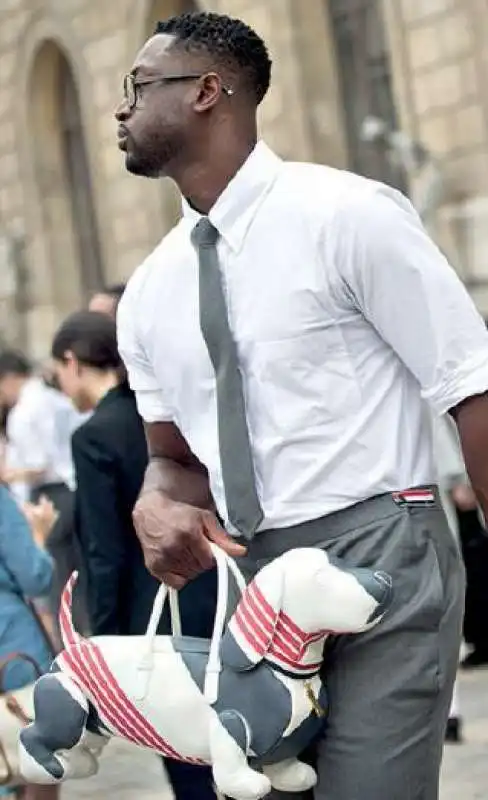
[53,356,93,413]
[115,34,199,179]
[89,293,117,318]
[0,374,22,409]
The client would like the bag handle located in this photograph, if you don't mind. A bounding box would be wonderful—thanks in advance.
[135,543,247,703]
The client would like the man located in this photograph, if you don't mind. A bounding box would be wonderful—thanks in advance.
[89,283,126,318]
[115,11,488,800]
[0,349,87,636]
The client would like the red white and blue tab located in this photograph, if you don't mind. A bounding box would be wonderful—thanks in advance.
[392,488,436,507]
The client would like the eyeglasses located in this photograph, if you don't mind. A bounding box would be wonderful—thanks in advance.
[123,72,234,111]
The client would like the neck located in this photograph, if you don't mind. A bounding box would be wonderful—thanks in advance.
[85,371,120,409]
[171,130,257,215]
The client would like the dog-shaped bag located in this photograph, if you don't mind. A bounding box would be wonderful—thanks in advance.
[19,545,392,800]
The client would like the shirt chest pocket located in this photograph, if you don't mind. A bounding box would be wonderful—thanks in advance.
[245,328,361,435]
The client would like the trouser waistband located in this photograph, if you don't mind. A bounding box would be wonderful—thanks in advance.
[237,485,440,562]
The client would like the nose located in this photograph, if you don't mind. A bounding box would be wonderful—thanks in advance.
[115,97,130,122]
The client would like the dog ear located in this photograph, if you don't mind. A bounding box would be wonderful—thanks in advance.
[220,564,284,671]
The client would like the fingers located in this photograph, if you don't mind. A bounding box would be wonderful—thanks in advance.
[203,513,247,556]
[160,571,188,590]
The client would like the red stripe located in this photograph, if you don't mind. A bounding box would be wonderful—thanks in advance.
[61,643,203,764]
[90,644,205,763]
[238,600,271,651]
[246,587,306,661]
[241,591,304,661]
[249,583,277,626]
[251,583,327,648]
[81,643,180,758]
[244,587,274,636]
[275,617,301,650]
[68,644,204,764]
[60,649,149,751]
[59,575,80,648]
[277,610,310,644]
[234,607,266,656]
[236,584,329,672]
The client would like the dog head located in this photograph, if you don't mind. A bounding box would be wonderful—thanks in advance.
[221,548,392,671]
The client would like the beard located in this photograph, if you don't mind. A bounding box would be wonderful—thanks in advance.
[124,128,183,179]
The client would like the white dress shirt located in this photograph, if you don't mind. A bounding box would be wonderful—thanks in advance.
[117,142,488,532]
[6,377,83,494]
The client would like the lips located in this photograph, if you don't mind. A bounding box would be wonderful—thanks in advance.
[117,126,129,151]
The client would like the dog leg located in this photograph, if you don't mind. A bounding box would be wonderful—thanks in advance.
[209,710,271,800]
[19,673,98,784]
[263,758,318,792]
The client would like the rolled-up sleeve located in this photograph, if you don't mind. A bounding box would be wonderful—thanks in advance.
[335,186,488,415]
[117,279,174,423]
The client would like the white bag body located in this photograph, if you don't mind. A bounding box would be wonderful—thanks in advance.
[18,545,393,800]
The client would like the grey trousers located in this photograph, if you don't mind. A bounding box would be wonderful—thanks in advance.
[238,488,465,800]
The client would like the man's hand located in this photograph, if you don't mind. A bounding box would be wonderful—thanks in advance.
[133,490,246,588]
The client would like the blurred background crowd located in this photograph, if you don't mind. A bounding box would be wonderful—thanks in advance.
[0,0,488,798]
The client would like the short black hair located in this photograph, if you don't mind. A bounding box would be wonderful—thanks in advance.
[0,350,32,380]
[51,311,121,371]
[154,12,271,104]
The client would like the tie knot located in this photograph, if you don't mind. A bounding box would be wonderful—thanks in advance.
[191,218,220,248]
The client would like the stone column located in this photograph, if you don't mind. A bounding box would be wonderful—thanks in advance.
[383,0,488,313]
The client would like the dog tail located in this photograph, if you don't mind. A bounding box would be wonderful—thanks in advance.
[59,571,82,649]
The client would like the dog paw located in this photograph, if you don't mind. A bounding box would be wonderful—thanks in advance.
[57,747,99,780]
[214,769,271,800]
[264,758,318,792]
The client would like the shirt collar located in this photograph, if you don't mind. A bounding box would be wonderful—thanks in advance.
[182,141,282,252]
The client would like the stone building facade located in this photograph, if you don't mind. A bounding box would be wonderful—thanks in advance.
[0,0,487,357]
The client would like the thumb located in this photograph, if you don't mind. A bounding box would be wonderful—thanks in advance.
[203,513,247,557]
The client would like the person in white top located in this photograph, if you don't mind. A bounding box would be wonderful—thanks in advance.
[0,349,87,639]
[115,11,488,800]
[0,351,81,496]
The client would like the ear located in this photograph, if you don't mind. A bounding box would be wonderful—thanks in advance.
[193,72,224,114]
[220,565,284,672]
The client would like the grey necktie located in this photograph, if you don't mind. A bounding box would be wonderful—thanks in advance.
[191,217,263,539]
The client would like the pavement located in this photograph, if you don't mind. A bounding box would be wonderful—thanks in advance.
[62,669,488,800]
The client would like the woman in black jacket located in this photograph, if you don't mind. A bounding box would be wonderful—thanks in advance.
[51,310,218,800]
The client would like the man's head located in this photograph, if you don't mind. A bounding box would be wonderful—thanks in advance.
[115,11,271,180]
[51,311,122,412]
[88,283,126,318]
[0,350,32,409]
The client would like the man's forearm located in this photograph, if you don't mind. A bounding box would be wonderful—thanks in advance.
[141,456,214,511]
[452,393,488,522]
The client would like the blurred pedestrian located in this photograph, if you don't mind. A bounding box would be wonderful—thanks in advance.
[0,482,58,800]
[0,350,87,640]
[88,283,126,319]
[51,310,218,800]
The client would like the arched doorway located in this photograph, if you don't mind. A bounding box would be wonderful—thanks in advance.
[328,0,407,192]
[144,0,200,235]
[28,41,104,313]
